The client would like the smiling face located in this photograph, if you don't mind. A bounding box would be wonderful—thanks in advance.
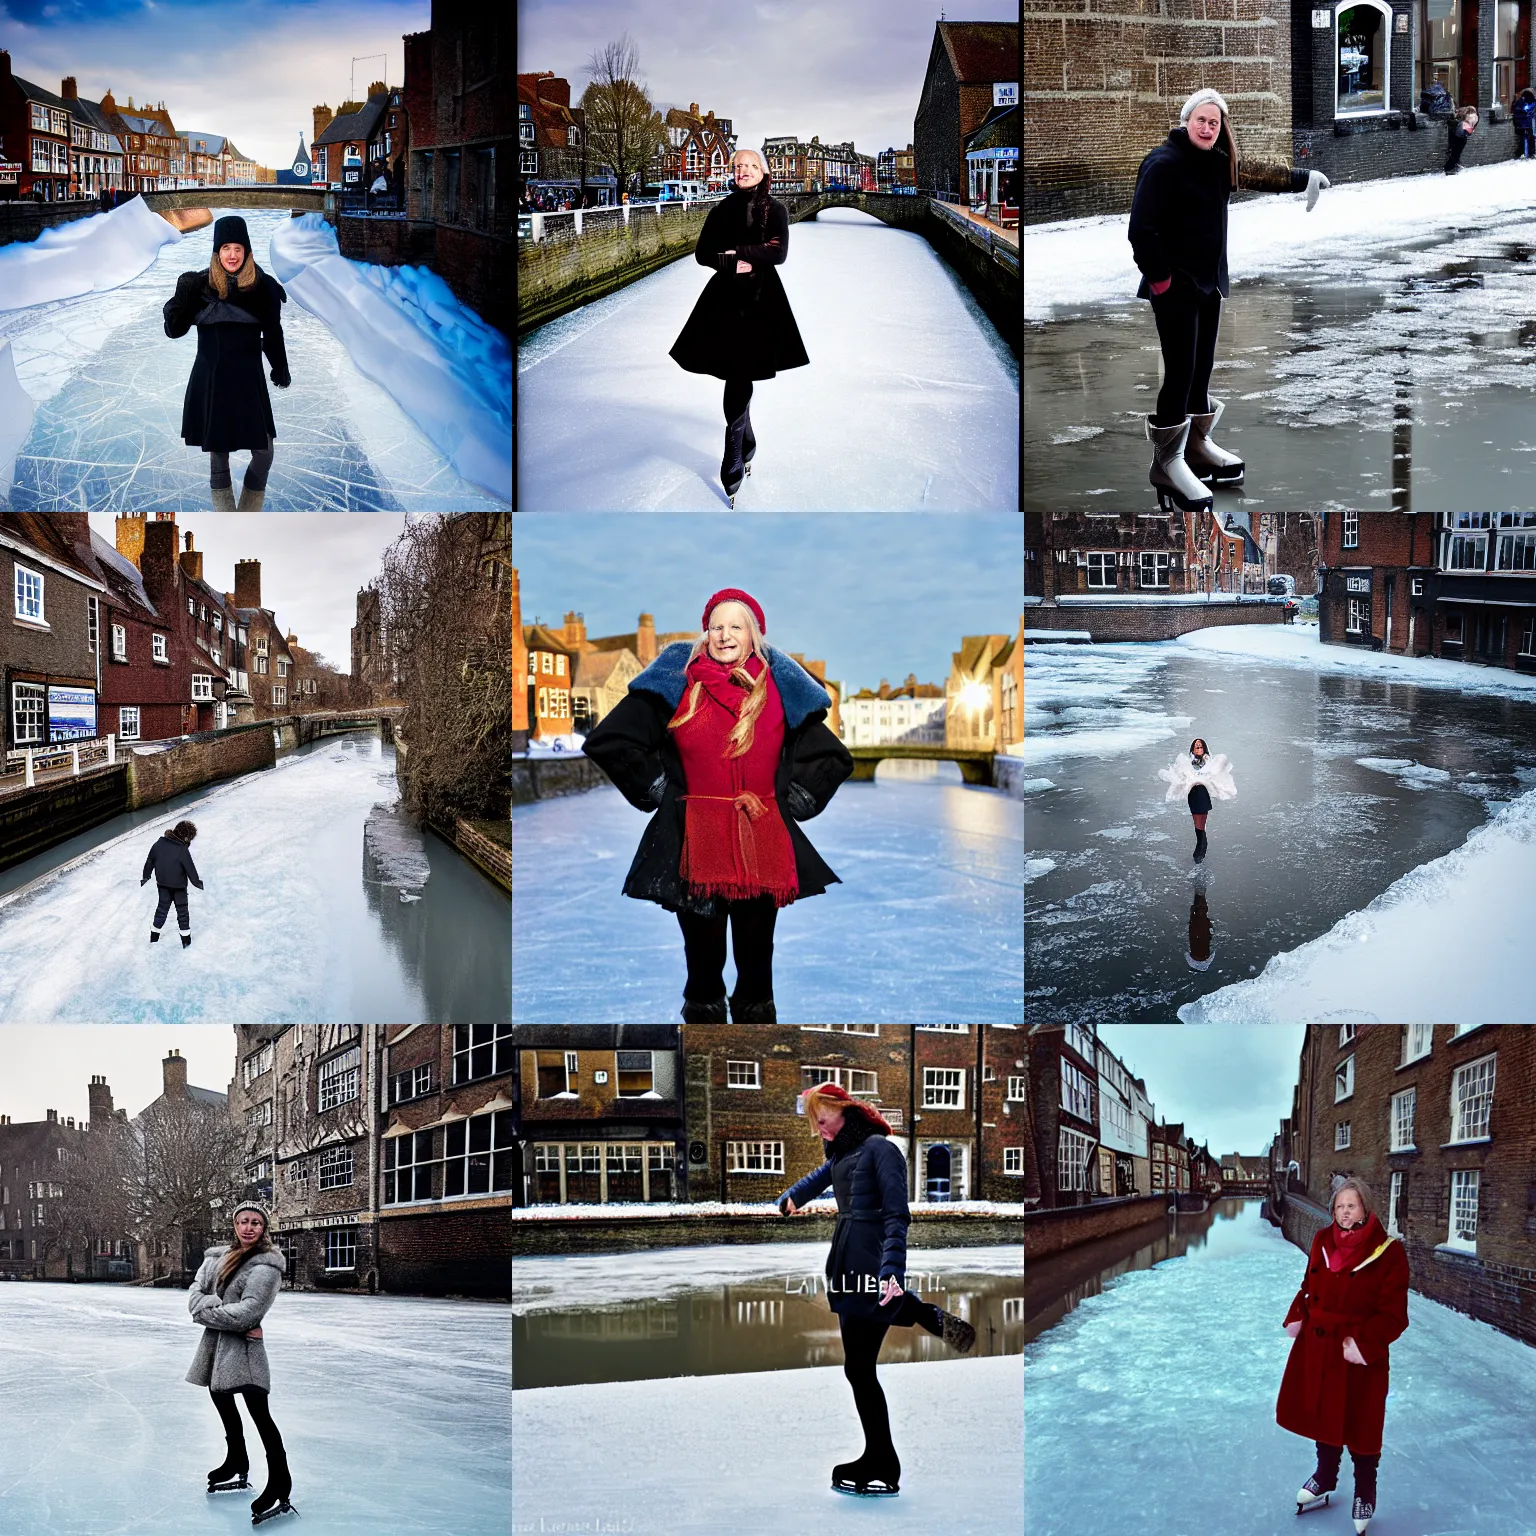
[1333,1188,1365,1228]
[732,151,765,189]
[1187,103,1223,150]
[234,1210,265,1247]
[218,242,245,273]
[706,602,753,664]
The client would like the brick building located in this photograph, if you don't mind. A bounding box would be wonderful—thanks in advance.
[61,78,124,196]
[1318,511,1536,670]
[915,21,1019,200]
[657,103,737,192]
[1283,1024,1536,1347]
[312,87,391,191]
[764,135,810,191]
[1027,1023,1101,1208]
[225,560,296,718]
[98,89,177,192]
[946,633,1013,752]
[517,72,610,203]
[522,623,576,739]
[0,55,77,200]
[1013,1047,1043,1205]
[1149,1120,1191,1195]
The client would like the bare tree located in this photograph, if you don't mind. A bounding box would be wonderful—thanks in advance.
[580,34,667,200]
[48,1119,139,1277]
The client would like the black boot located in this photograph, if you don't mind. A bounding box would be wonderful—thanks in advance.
[181,932,192,948]
[1297,1441,1341,1512]
[730,995,777,1023]
[742,406,756,473]
[831,1451,900,1496]
[721,412,748,504]
[680,995,728,1023]
[150,929,161,943]
[1193,828,1207,862]
[1351,1452,1379,1532]
[207,1434,250,1493]
[938,1308,976,1352]
[251,1445,294,1523]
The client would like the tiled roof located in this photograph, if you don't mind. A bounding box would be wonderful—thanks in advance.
[87,531,159,617]
[573,649,635,689]
[181,131,227,154]
[524,624,577,654]
[312,93,388,147]
[937,21,1020,85]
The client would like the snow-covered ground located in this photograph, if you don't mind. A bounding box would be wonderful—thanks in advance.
[0,206,506,509]
[518,207,1019,510]
[1026,1200,1536,1536]
[510,1200,1027,1222]
[512,773,1024,1022]
[515,1355,1021,1535]
[1025,156,1536,319]
[0,1281,509,1536]
[513,1241,1023,1312]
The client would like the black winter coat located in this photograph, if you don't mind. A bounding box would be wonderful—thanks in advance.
[777,1122,910,1319]
[1128,128,1234,300]
[581,642,853,916]
[142,834,203,890]
[669,189,810,381]
[164,266,290,451]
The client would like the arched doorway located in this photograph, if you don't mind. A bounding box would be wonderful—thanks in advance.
[925,1144,952,1202]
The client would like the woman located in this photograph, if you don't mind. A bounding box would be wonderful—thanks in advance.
[582,588,852,1022]
[163,215,291,510]
[1445,104,1480,175]
[1277,1179,1409,1534]
[140,818,204,947]
[1128,88,1329,509]
[186,1201,297,1525]
[1157,737,1236,862]
[777,1083,977,1497]
[669,150,810,504]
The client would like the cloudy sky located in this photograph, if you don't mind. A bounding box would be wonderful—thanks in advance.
[518,0,1020,157]
[1097,1025,1306,1156]
[0,1025,236,1125]
[86,512,405,666]
[0,0,429,172]
[512,512,1022,690]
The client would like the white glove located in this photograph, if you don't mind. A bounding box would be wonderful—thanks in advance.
[1306,170,1331,212]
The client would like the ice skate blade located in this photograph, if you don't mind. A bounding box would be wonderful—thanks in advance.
[251,1500,297,1525]
[832,1483,899,1497]
[1296,1491,1330,1514]
[209,1479,251,1494]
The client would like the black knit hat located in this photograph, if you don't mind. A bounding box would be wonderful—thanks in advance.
[212,214,251,254]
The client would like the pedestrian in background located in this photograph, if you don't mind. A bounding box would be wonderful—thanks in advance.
[1445,106,1479,173]
[1514,90,1536,159]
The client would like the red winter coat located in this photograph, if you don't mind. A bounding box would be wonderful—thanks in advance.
[1275,1213,1409,1454]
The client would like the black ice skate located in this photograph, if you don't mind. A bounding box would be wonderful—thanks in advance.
[831,1455,900,1498]
[251,1448,295,1525]
[742,407,756,476]
[939,1309,977,1353]
[1295,1475,1333,1514]
[1352,1495,1374,1533]
[181,932,192,948]
[208,1440,250,1494]
[150,929,161,943]
[1194,828,1208,862]
[679,995,728,1023]
[721,411,748,506]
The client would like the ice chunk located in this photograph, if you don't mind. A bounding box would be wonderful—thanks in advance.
[1025,858,1058,884]
[0,341,35,502]
[1356,756,1453,788]
[268,214,509,501]
[363,802,431,895]
[0,196,181,313]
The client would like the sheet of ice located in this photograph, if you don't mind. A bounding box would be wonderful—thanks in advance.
[1356,756,1454,789]
[517,207,1019,510]
[513,778,1023,1022]
[0,1281,508,1536]
[1026,1201,1536,1536]
[0,208,504,510]
[513,1241,1023,1313]
[1022,641,1188,767]
[1179,785,1536,1022]
[0,195,180,311]
[0,738,488,1023]
[516,1355,1021,1536]
[1025,857,1058,884]
[1025,157,1536,319]
[269,214,509,501]
[362,800,431,897]
[0,340,34,503]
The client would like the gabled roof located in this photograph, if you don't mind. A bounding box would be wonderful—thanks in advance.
[936,21,1020,85]
[524,623,577,655]
[11,75,73,113]
[86,530,159,618]
[180,131,227,155]
[573,648,637,689]
[312,93,389,147]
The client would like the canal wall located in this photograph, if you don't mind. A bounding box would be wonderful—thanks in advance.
[0,198,102,247]
[1025,1194,1178,1261]
[126,719,275,810]
[512,755,608,805]
[1023,596,1292,642]
[434,816,511,895]
[512,1207,1023,1258]
[0,765,129,873]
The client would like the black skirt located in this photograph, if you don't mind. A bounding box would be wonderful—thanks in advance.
[1187,783,1212,815]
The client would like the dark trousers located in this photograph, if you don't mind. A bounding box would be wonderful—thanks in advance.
[723,377,754,423]
[153,883,190,931]
[1150,277,1222,425]
[1446,131,1470,173]
[677,895,777,1004]
[838,1294,946,1466]
[210,1386,285,1460]
[209,441,274,491]
[1520,127,1535,158]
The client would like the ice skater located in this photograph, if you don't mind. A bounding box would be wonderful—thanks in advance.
[141,819,204,946]
[1277,1179,1409,1534]
[668,149,809,506]
[777,1083,977,1498]
[186,1200,297,1525]
[163,214,290,510]
[1127,88,1331,509]
[582,589,852,1022]
[1158,737,1235,862]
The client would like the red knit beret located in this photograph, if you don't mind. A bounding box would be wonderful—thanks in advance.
[800,1081,895,1134]
[702,588,766,635]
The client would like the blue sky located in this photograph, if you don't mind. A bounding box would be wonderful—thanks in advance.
[0,0,429,171]
[518,0,1019,158]
[512,512,1022,691]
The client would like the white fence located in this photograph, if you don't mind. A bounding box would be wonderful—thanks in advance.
[0,734,119,792]
[518,194,728,246]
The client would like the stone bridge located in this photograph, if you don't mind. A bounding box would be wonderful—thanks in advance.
[142,186,330,216]
[847,743,997,786]
[777,189,931,231]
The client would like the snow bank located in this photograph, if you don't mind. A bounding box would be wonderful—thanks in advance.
[512,1199,1026,1221]
[1176,621,1536,701]
[1025,156,1536,319]
[515,1356,1021,1536]
[0,340,35,503]
[0,195,180,313]
[1179,785,1536,1022]
[268,214,509,501]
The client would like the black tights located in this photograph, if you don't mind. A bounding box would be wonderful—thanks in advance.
[677,895,777,1005]
[1149,277,1222,426]
[211,1386,285,1460]
[209,443,275,491]
[838,1293,946,1469]
[723,377,754,423]
[1314,1441,1378,1503]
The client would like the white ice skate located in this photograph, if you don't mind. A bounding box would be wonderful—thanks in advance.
[1295,1475,1332,1514]
[1352,1494,1374,1532]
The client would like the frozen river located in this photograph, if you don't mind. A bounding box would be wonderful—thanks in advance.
[0,1280,509,1536]
[0,734,510,1023]
[1024,641,1536,1024]
[518,207,1019,510]
[0,207,506,510]
[1025,1199,1536,1536]
[513,763,1024,1023]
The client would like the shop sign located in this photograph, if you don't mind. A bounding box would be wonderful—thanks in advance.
[48,685,97,741]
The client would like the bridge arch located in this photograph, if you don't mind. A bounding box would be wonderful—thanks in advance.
[143,186,331,217]
[777,190,930,232]
[846,743,998,786]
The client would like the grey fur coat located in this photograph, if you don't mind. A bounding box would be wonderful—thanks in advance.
[185,1244,286,1392]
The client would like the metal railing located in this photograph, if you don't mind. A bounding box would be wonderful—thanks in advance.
[518,193,728,245]
[1,734,120,792]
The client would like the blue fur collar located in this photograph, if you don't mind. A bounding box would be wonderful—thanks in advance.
[630,641,831,728]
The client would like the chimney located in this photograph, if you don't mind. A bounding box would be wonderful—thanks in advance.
[0,52,11,87]
[367,79,386,98]
[235,559,261,611]
[0,1115,8,1125]
[878,678,891,699]
[67,1117,75,1129]
[637,612,657,665]
[114,514,147,566]
[313,105,334,144]
[61,76,78,100]
[163,1049,187,1100]
[100,87,115,114]
[563,610,586,649]
[141,516,179,605]
[88,1075,114,1124]
[179,530,203,584]
[47,1108,57,1123]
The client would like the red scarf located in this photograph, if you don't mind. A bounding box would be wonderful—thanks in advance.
[670,652,799,905]
[1325,1213,1381,1272]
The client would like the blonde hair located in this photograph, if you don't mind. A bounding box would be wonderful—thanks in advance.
[667,600,771,757]
[1330,1177,1373,1221]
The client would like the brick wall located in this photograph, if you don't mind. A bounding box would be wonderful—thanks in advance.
[1025,0,1293,223]
[1024,1192,1169,1259]
[1028,1027,1100,1208]
[124,718,274,809]
[452,816,510,892]
[512,755,610,804]
[379,1205,511,1297]
[1025,599,1288,640]
[0,764,129,872]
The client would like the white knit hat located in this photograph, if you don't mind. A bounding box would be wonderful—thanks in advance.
[1180,87,1231,123]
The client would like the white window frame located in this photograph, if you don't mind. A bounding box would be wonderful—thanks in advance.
[443,1109,513,1197]
[1342,509,1359,548]
[1139,551,1171,589]
[1447,1169,1479,1252]
[317,1046,361,1112]
[1057,1125,1096,1192]
[12,682,45,745]
[1006,1075,1026,1101]
[1061,1059,1094,1121]
[1346,595,1369,635]
[1390,1086,1416,1151]
[726,1060,761,1089]
[1086,551,1117,589]
[241,1042,274,1086]
[272,685,286,707]
[801,1064,879,1097]
[317,1145,354,1190]
[1338,1023,1357,1045]
[87,595,98,653]
[117,706,140,741]
[726,1141,784,1174]
[923,1067,964,1110]
[1401,1022,1433,1066]
[1335,0,1393,119]
[324,1227,357,1272]
[190,674,213,700]
[1449,1053,1496,1143]
[110,622,127,661]
[1003,1147,1024,1175]
[1386,1168,1405,1237]
[14,566,44,622]
[1335,1120,1351,1149]
[152,632,168,662]
[1335,1055,1355,1102]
